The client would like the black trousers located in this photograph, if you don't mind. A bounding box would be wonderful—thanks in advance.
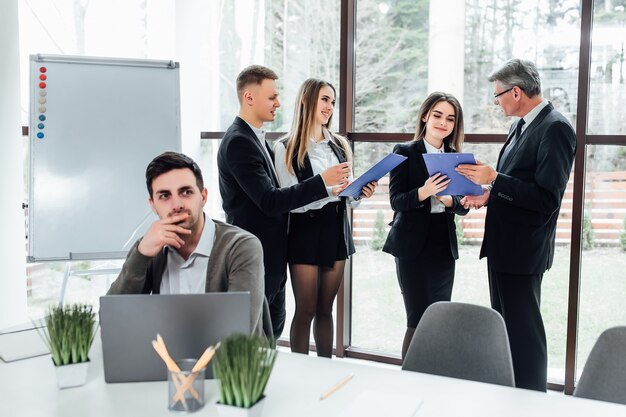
[267,280,286,339]
[488,261,547,392]
[395,214,455,328]
[395,256,454,328]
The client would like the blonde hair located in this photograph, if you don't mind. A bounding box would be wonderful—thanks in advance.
[283,78,352,174]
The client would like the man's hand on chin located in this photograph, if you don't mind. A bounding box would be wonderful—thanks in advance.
[138,213,192,257]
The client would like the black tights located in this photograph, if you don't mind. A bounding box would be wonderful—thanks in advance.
[289,261,345,358]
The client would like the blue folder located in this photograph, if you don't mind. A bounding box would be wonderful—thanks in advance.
[339,153,407,198]
[421,153,483,196]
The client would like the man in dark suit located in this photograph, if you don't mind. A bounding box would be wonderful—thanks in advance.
[217,65,350,338]
[456,59,576,391]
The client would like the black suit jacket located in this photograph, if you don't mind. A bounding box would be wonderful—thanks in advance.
[481,103,576,274]
[383,139,469,260]
[217,117,328,295]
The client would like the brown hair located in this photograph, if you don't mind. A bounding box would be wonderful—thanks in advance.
[236,65,278,102]
[145,152,204,197]
[283,78,352,174]
[414,92,465,152]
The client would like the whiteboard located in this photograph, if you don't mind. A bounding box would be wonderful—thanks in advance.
[28,54,181,261]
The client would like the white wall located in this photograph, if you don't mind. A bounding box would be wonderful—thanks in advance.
[0,0,28,328]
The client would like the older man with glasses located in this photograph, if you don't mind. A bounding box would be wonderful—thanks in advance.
[456,59,576,392]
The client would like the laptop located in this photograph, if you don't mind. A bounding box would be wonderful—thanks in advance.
[99,292,250,383]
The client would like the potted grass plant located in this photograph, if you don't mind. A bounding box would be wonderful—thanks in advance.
[35,303,98,389]
[213,334,277,416]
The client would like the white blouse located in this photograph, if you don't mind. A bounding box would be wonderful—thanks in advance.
[273,129,360,213]
[422,139,446,214]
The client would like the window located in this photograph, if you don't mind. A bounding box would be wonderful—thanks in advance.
[587,2,626,134]
[355,0,581,133]
[351,141,403,353]
[351,0,580,381]
[464,0,580,132]
[577,145,626,378]
[354,1,429,133]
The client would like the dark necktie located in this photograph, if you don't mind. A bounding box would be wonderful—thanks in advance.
[498,118,525,170]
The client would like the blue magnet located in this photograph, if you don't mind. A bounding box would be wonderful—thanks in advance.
[37,132,44,139]
[37,123,45,129]
[38,115,46,121]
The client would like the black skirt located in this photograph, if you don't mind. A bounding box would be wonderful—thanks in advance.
[287,202,349,267]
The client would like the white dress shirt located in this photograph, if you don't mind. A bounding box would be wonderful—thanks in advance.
[519,99,550,133]
[494,99,550,176]
[160,217,215,294]
[273,128,360,213]
[423,139,446,214]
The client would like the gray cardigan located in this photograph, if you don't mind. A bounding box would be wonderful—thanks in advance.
[107,219,265,336]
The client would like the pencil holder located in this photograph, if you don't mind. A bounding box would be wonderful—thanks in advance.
[168,359,206,413]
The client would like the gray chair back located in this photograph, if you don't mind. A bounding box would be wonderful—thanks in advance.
[401,301,515,387]
[574,326,626,405]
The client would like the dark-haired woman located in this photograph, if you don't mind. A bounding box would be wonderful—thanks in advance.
[383,92,469,360]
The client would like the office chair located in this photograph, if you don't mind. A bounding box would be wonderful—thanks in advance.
[401,301,515,387]
[574,326,626,405]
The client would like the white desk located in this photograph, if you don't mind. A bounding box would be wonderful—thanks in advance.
[1,339,625,417]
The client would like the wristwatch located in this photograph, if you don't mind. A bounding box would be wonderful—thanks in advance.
[488,174,497,189]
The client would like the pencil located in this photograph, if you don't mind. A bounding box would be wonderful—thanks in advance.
[320,374,354,400]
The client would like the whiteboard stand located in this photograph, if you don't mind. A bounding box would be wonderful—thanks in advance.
[58,262,121,307]
[0,322,49,362]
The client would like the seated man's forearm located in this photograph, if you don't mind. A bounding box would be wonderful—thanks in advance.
[107,242,152,294]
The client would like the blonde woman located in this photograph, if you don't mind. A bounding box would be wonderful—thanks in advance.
[274,78,376,357]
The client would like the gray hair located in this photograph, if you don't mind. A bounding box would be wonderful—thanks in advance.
[488,59,541,97]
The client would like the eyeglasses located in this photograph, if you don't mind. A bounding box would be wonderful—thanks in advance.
[493,87,514,105]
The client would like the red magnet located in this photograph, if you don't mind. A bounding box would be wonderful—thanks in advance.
[39,74,47,81]
[39,82,46,89]
[40,67,47,73]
